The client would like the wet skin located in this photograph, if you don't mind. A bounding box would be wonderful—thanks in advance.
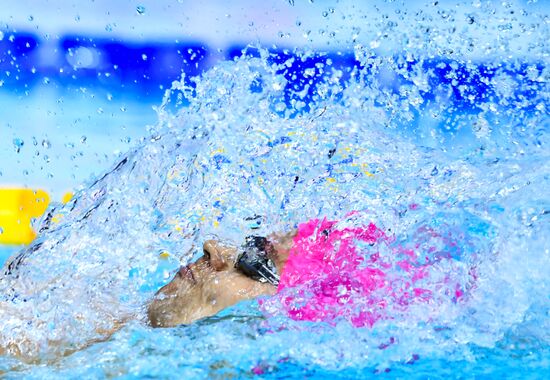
[0,234,294,359]
[148,233,294,327]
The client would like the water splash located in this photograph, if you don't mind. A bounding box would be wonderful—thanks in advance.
[0,1,549,377]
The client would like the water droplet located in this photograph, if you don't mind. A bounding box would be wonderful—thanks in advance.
[107,93,113,101]
[28,15,34,22]
[136,5,146,15]
[0,31,4,41]
[105,23,114,32]
[80,136,87,144]
[41,139,51,149]
[498,23,513,32]
[0,227,3,234]
[74,14,80,22]
[431,166,439,176]
[288,0,295,5]
[142,53,148,61]
[43,77,50,84]
[13,138,24,153]
[322,11,329,17]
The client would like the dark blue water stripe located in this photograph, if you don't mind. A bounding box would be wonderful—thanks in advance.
[0,30,545,108]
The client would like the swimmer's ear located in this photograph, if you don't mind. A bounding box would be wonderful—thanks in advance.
[268,230,297,251]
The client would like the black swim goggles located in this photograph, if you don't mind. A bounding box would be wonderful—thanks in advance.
[235,236,280,286]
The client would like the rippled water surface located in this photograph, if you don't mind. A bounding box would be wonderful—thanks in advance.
[1,1,549,378]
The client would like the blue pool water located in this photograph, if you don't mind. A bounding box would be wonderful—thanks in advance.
[1,1,549,378]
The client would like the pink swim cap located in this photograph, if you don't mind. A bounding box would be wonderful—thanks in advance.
[272,215,465,327]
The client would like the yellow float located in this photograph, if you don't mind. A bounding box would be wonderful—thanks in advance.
[0,189,50,245]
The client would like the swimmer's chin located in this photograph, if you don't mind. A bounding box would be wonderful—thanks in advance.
[147,285,277,328]
[147,299,217,328]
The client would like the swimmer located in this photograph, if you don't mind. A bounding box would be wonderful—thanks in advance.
[148,233,294,327]
[0,214,468,361]
[148,215,466,328]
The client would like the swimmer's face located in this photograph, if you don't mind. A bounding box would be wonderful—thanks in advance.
[148,240,280,327]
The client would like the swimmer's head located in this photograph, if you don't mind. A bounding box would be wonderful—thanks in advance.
[148,236,291,327]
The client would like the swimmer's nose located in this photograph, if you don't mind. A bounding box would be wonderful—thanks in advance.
[203,240,236,271]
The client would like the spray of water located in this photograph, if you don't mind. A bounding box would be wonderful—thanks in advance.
[0,1,548,377]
